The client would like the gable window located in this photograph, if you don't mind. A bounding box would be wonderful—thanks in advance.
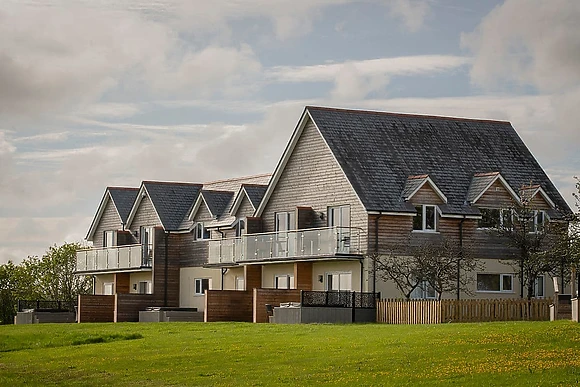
[194,278,211,295]
[104,231,117,247]
[140,226,154,266]
[275,211,295,232]
[528,210,546,233]
[194,222,210,240]
[413,205,436,231]
[275,274,295,290]
[235,219,245,238]
[478,208,513,229]
[477,273,513,293]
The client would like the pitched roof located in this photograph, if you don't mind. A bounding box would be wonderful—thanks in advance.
[401,175,447,203]
[201,190,235,218]
[241,184,268,210]
[108,187,139,223]
[140,181,203,231]
[304,106,571,217]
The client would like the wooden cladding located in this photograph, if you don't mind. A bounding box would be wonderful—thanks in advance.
[294,262,313,291]
[253,288,301,323]
[376,298,552,324]
[77,295,115,323]
[244,265,262,291]
[204,290,253,322]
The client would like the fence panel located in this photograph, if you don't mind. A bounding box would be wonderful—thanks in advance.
[377,298,551,324]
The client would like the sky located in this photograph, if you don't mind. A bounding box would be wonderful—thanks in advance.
[1,0,579,264]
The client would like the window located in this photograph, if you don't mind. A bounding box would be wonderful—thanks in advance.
[103,282,114,295]
[235,276,245,291]
[477,273,513,293]
[413,205,437,231]
[194,278,211,295]
[328,205,351,252]
[328,205,350,227]
[275,211,295,232]
[194,222,210,240]
[528,210,546,233]
[534,275,545,298]
[138,281,151,294]
[140,226,154,266]
[104,231,117,247]
[411,281,438,300]
[275,274,295,289]
[326,272,352,291]
[235,218,245,238]
[478,208,513,229]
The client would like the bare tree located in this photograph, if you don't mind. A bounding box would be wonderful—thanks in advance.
[370,238,479,300]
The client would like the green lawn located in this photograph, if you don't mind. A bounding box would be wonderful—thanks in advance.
[0,321,579,386]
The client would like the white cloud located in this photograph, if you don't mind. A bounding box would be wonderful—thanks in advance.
[387,0,430,32]
[461,0,580,92]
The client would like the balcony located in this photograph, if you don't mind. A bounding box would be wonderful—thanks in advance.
[208,227,363,265]
[76,244,152,273]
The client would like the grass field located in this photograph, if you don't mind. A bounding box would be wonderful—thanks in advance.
[1,321,579,386]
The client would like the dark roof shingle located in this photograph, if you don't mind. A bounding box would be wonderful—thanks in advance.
[242,184,268,210]
[143,181,203,230]
[108,187,139,223]
[202,190,235,217]
[307,106,571,217]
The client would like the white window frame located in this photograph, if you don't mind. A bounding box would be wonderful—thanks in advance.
[103,282,114,295]
[275,211,295,232]
[528,210,546,233]
[325,271,352,291]
[235,218,245,238]
[194,278,211,296]
[534,275,545,298]
[477,208,513,230]
[411,280,438,300]
[413,205,437,232]
[138,281,151,294]
[476,273,514,293]
[328,205,350,228]
[235,276,245,291]
[194,222,210,240]
[274,274,295,290]
[104,230,117,247]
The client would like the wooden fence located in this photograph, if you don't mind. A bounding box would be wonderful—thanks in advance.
[376,298,552,324]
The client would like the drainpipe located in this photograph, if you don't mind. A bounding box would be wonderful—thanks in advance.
[164,231,169,307]
[221,268,228,290]
[457,216,466,300]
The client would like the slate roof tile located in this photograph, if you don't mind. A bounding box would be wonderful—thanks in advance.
[307,106,571,218]
[108,187,139,224]
[143,181,203,231]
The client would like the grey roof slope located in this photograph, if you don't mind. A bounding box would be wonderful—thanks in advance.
[143,181,203,230]
[202,190,235,217]
[242,184,268,210]
[401,175,428,200]
[466,172,502,204]
[108,187,139,223]
[307,106,572,217]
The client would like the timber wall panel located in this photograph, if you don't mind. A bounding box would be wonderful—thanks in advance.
[236,195,256,219]
[476,181,517,208]
[204,290,253,322]
[294,262,313,290]
[253,289,301,323]
[152,228,180,307]
[114,273,131,294]
[261,120,368,248]
[129,195,162,234]
[245,265,262,291]
[77,295,115,323]
[409,185,444,204]
[115,294,163,322]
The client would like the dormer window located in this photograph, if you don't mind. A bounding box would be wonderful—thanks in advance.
[413,205,436,231]
[528,210,546,233]
[194,222,210,240]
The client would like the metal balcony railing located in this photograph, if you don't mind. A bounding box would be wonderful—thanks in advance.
[208,227,362,265]
[75,244,151,273]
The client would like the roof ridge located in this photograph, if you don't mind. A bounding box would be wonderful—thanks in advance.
[241,183,268,187]
[143,181,203,187]
[202,173,272,185]
[107,186,139,191]
[306,105,512,125]
[202,189,235,194]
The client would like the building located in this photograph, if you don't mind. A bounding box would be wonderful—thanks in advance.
[76,106,572,321]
